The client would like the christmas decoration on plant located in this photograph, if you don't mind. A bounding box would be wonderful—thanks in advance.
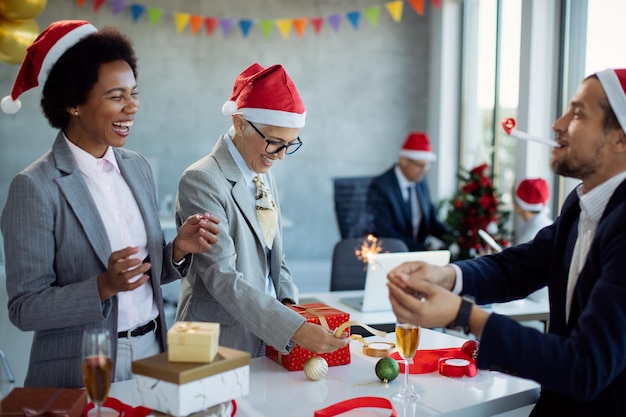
[440,163,510,260]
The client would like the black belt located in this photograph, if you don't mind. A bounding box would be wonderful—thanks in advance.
[118,319,157,338]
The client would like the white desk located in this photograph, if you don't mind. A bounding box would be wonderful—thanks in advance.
[301,290,550,332]
[109,329,539,416]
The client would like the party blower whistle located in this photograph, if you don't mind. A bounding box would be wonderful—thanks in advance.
[501,118,559,147]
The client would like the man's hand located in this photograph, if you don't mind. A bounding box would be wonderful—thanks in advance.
[387,261,456,291]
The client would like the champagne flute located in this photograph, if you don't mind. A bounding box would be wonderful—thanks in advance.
[392,322,420,403]
[82,329,112,417]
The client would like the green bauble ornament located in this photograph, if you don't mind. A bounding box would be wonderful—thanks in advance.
[375,357,400,382]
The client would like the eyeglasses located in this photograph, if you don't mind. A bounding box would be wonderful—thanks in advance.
[247,120,303,155]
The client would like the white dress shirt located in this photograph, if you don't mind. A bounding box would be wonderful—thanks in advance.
[65,136,158,332]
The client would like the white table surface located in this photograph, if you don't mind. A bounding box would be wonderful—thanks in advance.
[300,290,550,329]
[110,328,539,417]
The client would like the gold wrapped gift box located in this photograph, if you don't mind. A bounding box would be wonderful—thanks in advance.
[167,321,220,363]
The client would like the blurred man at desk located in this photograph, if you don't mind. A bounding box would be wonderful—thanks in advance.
[367,132,448,250]
[388,68,626,416]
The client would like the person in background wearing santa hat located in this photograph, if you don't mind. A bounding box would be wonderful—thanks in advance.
[174,63,349,357]
[387,68,626,416]
[367,132,448,251]
[513,177,553,244]
[0,20,220,388]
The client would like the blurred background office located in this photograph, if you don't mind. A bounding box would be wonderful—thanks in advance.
[1,0,625,386]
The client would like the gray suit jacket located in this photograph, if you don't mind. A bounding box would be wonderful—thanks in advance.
[175,135,305,357]
[1,132,183,388]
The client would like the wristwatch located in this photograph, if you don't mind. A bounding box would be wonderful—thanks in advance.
[447,295,475,335]
[173,254,190,272]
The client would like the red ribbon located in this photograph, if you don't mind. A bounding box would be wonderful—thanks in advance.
[389,341,478,377]
[314,397,396,417]
[438,358,477,377]
[83,398,237,417]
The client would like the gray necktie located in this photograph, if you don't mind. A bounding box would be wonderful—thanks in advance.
[254,175,279,249]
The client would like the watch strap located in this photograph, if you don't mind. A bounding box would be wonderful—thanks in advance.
[447,297,473,335]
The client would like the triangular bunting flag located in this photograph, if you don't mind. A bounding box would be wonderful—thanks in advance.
[220,19,234,37]
[364,6,380,26]
[310,17,323,34]
[259,19,273,38]
[111,0,125,15]
[204,17,218,35]
[239,20,253,38]
[346,11,360,30]
[328,14,341,33]
[147,8,163,26]
[293,18,307,37]
[431,0,441,8]
[174,13,190,33]
[76,0,87,6]
[275,19,292,39]
[189,15,203,35]
[130,4,145,22]
[408,0,425,15]
[386,0,404,23]
[94,0,106,11]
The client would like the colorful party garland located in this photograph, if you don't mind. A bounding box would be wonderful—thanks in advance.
[74,0,442,38]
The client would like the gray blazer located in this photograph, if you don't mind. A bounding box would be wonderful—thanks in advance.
[175,135,305,357]
[1,132,183,388]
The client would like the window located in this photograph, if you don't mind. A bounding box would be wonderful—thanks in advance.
[459,0,522,236]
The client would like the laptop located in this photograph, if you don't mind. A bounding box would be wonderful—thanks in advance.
[340,250,451,312]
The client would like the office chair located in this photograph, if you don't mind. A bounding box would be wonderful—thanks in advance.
[333,176,374,239]
[330,237,409,291]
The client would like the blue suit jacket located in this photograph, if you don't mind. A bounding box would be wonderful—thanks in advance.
[456,179,626,416]
[367,166,447,250]
[1,133,183,388]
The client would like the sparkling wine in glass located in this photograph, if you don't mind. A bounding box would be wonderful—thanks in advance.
[392,322,420,403]
[82,329,112,417]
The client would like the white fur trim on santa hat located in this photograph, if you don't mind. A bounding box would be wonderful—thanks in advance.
[514,195,546,212]
[236,107,306,128]
[1,96,21,114]
[597,68,626,131]
[38,23,97,88]
[399,150,436,161]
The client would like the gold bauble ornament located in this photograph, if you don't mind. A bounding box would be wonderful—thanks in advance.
[0,16,39,65]
[303,356,328,381]
[0,0,47,20]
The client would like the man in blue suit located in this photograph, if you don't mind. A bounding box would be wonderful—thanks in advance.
[367,132,448,251]
[387,68,626,416]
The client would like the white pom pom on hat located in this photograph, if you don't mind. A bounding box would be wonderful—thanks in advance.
[2,20,97,114]
[222,62,306,128]
[399,132,436,161]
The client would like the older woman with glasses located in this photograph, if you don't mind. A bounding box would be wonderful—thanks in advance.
[174,63,349,357]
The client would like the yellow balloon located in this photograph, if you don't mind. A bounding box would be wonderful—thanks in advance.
[0,17,39,65]
[0,0,47,20]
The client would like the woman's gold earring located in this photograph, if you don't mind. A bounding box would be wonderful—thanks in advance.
[74,111,78,116]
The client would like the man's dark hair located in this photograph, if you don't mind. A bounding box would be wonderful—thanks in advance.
[41,26,138,129]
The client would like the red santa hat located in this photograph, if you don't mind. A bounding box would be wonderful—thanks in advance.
[596,68,626,131]
[399,132,436,161]
[221,63,306,128]
[1,20,98,114]
[515,178,550,212]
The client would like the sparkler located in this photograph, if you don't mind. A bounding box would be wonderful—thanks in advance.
[501,118,560,147]
[355,234,384,269]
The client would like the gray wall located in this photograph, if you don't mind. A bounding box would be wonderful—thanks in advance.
[0,0,433,263]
